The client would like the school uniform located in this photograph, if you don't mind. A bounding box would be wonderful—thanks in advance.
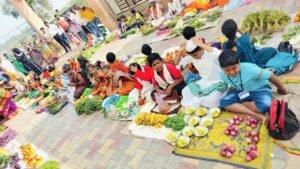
[220,63,272,113]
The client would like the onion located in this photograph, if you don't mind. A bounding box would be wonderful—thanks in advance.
[253,119,258,124]
[252,136,259,143]
[230,131,237,136]
[245,131,250,137]
[221,144,228,151]
[220,150,226,157]
[245,155,253,162]
[226,151,232,158]
[233,115,239,120]
[233,126,239,132]
[250,150,258,158]
[229,119,235,124]
[228,146,235,153]
[251,123,257,129]
[246,121,251,126]
[249,118,255,123]
[247,116,251,120]
[235,120,241,125]
[245,147,251,153]
[250,130,258,137]
[246,138,252,144]
[249,145,257,151]
[239,117,244,122]
[224,129,230,135]
[227,124,233,130]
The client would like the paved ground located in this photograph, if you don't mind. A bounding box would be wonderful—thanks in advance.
[4,0,300,168]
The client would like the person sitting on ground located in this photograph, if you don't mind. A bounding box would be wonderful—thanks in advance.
[167,0,183,18]
[0,86,18,120]
[88,64,108,98]
[95,60,104,70]
[219,50,288,124]
[62,64,89,99]
[180,27,227,108]
[130,9,145,27]
[148,0,165,27]
[102,65,135,96]
[147,53,186,98]
[106,52,129,73]
[129,63,154,102]
[77,56,92,85]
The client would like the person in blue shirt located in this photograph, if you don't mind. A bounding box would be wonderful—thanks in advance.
[219,51,288,124]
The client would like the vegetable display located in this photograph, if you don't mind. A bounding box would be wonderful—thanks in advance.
[134,112,168,128]
[122,28,137,37]
[294,12,300,22]
[75,97,103,115]
[207,9,222,22]
[104,33,118,44]
[47,96,68,115]
[164,16,182,28]
[76,43,102,59]
[251,34,272,46]
[164,115,186,131]
[141,25,155,36]
[242,10,290,35]
[282,26,300,41]
[39,160,60,169]
[20,144,43,168]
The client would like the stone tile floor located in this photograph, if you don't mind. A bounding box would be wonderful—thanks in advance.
[4,0,300,168]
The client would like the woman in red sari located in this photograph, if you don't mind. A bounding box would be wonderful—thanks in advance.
[0,87,18,120]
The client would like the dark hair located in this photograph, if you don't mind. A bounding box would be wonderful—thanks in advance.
[130,9,136,14]
[87,64,95,68]
[129,63,142,75]
[77,56,89,68]
[48,64,55,72]
[221,19,237,41]
[120,15,126,19]
[95,60,102,69]
[62,64,70,73]
[226,40,236,50]
[40,27,45,31]
[218,50,240,68]
[141,44,152,56]
[106,52,116,63]
[102,64,110,70]
[186,46,202,55]
[147,53,162,66]
[182,26,196,40]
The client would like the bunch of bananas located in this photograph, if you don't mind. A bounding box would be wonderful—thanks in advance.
[134,112,168,128]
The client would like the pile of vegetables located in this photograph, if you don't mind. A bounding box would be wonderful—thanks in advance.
[76,43,102,59]
[13,95,24,102]
[169,17,205,36]
[20,144,43,168]
[164,16,182,28]
[242,10,291,35]
[283,26,300,41]
[81,88,92,98]
[104,32,118,44]
[40,160,60,169]
[207,9,222,22]
[141,25,155,36]
[164,115,185,131]
[251,33,272,46]
[47,96,68,115]
[122,28,137,37]
[75,97,103,115]
[134,112,168,128]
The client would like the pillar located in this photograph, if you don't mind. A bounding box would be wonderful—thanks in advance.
[86,0,118,31]
[9,0,45,36]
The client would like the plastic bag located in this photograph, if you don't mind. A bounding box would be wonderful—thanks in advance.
[154,93,170,114]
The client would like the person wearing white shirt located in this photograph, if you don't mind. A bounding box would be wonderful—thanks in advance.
[167,0,183,18]
[44,22,71,53]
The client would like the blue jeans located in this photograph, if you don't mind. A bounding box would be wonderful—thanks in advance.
[87,18,101,37]
[220,85,272,113]
[77,31,88,42]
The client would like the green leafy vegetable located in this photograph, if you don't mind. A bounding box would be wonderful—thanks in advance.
[164,115,186,131]
[283,26,300,41]
[39,160,60,169]
[75,97,103,115]
[123,28,137,36]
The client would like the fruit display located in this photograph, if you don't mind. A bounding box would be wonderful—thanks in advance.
[188,116,200,127]
[123,28,137,37]
[224,124,239,137]
[182,126,195,137]
[195,107,208,117]
[293,12,300,22]
[241,10,290,35]
[165,131,180,143]
[194,126,208,137]
[164,115,186,131]
[244,145,259,162]
[283,26,300,42]
[104,33,118,44]
[200,117,214,127]
[180,106,196,115]
[176,135,190,148]
[219,144,235,158]
[20,144,43,168]
[162,47,181,64]
[209,108,221,118]
[134,112,168,128]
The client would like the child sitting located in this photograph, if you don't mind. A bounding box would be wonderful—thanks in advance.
[219,51,288,124]
[106,52,129,73]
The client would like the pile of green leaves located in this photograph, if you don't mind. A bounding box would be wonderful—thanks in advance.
[252,33,272,45]
[81,88,92,98]
[75,97,103,115]
[76,43,102,59]
[169,17,205,36]
[164,115,186,131]
[283,26,300,41]
[123,28,137,36]
[242,10,291,35]
[39,160,60,169]
[141,25,156,36]
[207,9,222,22]
[0,154,10,168]
[164,16,182,28]
[47,96,68,115]
[105,33,118,44]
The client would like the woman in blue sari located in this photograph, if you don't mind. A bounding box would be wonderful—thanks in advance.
[221,19,298,75]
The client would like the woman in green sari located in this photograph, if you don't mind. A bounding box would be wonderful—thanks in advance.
[3,53,28,75]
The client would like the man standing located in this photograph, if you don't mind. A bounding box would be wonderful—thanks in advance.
[79,6,101,38]
[44,22,72,53]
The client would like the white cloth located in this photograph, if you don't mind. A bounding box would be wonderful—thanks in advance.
[1,59,19,75]
[154,64,174,89]
[181,47,227,108]
[191,47,222,81]
[186,40,198,53]
[47,24,62,36]
[168,0,183,17]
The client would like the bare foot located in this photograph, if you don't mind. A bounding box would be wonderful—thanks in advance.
[261,113,270,125]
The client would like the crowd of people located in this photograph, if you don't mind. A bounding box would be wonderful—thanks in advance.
[0,1,297,124]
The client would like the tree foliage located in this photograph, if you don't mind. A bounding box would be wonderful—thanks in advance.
[0,0,53,20]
